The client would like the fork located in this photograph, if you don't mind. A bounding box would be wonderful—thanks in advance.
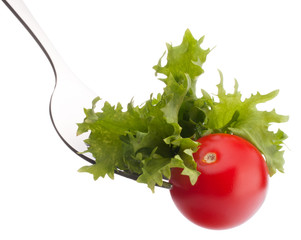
[2,0,172,189]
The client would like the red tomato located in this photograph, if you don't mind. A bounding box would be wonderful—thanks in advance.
[170,133,269,229]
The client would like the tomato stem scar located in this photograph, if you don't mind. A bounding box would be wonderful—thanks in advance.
[203,152,217,164]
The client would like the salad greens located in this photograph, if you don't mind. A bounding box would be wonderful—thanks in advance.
[77,29,288,192]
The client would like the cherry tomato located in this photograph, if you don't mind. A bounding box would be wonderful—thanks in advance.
[170,133,269,229]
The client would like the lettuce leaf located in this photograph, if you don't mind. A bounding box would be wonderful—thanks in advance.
[201,71,288,175]
[77,29,288,191]
[77,29,209,192]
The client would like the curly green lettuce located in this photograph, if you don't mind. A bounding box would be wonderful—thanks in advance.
[77,29,288,192]
[201,71,288,175]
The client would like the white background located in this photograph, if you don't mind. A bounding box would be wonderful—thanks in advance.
[0,0,300,239]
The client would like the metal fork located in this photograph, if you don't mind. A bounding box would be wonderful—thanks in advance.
[2,0,172,189]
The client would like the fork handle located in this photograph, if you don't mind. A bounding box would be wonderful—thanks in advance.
[2,0,64,77]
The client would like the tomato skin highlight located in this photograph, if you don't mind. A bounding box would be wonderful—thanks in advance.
[170,133,269,229]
